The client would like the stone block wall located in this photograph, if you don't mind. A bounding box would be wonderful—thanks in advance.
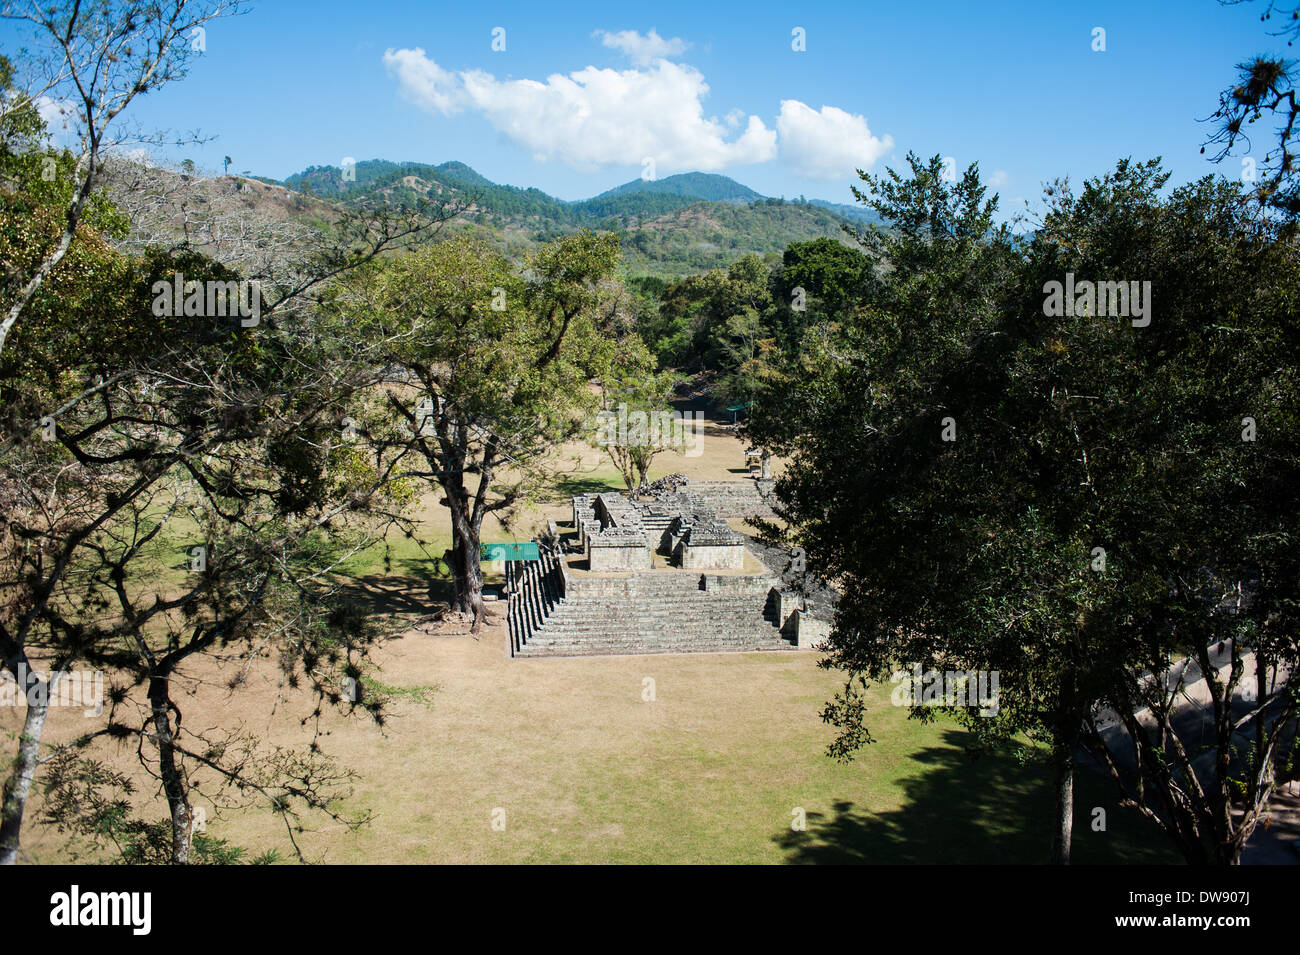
[795,611,831,650]
[563,565,775,600]
[776,589,802,630]
[588,537,652,572]
[565,569,702,600]
[681,544,745,570]
[702,572,775,596]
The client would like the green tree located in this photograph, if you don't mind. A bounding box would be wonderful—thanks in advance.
[335,232,631,630]
[754,154,1300,865]
[0,0,243,358]
[710,306,778,408]
[0,218,419,863]
[653,254,773,374]
[1027,161,1300,864]
[1,88,455,864]
[771,237,872,344]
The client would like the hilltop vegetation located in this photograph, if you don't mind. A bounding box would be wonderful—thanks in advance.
[591,171,763,203]
[618,199,860,276]
[276,158,877,277]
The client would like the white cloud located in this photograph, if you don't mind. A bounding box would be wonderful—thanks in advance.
[33,95,76,132]
[988,169,1010,187]
[776,100,893,180]
[382,47,469,115]
[594,28,689,66]
[384,48,775,172]
[382,48,898,179]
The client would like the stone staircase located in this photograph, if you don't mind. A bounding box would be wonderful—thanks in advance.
[505,544,566,656]
[640,511,675,551]
[505,545,795,658]
[657,480,775,520]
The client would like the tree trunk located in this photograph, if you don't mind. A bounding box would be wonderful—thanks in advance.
[446,535,467,613]
[0,675,50,866]
[147,676,191,865]
[445,523,485,626]
[443,473,487,632]
[457,534,485,632]
[1051,747,1074,865]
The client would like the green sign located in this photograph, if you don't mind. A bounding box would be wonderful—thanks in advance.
[481,542,540,561]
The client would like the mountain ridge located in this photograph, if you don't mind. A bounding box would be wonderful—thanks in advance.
[278,159,879,218]
[271,158,882,277]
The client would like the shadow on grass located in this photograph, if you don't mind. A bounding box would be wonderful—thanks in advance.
[774,729,1177,865]
[701,421,741,439]
[332,572,454,621]
[554,475,624,497]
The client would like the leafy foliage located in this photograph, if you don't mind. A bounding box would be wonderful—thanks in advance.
[750,153,1300,864]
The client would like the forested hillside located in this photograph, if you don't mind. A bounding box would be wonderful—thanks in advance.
[277,158,876,276]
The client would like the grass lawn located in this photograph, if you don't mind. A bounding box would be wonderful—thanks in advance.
[14,621,1174,864]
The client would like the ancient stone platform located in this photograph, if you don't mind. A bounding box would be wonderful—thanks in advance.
[505,478,826,657]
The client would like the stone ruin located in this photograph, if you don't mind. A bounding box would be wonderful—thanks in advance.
[504,476,835,657]
[572,490,748,572]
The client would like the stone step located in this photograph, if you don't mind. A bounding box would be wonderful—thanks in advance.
[543,601,773,617]
[506,549,567,652]
[540,612,775,627]
[536,615,782,632]
[522,632,789,645]
[540,620,778,634]
[536,630,783,642]
[517,641,796,657]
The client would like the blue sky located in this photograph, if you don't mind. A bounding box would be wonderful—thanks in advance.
[3,0,1282,212]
